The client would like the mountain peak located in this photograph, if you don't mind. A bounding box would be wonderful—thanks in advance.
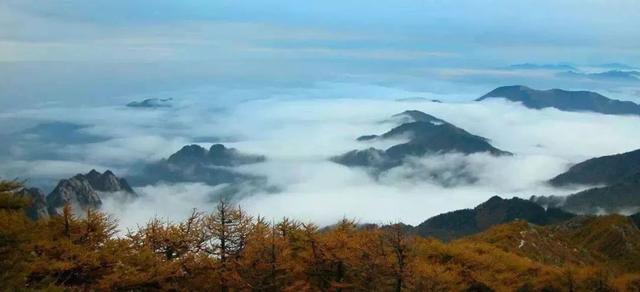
[167,144,208,165]
[335,111,511,184]
[46,170,135,215]
[391,110,448,125]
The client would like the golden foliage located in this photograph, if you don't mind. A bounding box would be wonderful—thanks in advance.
[1,182,639,290]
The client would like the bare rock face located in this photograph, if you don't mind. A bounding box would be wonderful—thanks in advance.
[46,170,135,215]
[47,175,102,215]
[86,169,135,193]
[17,187,50,220]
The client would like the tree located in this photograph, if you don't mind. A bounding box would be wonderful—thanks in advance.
[0,181,33,288]
[384,223,413,292]
[203,200,253,291]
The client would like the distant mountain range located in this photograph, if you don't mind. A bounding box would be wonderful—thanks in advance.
[332,110,510,177]
[477,85,640,115]
[505,62,640,81]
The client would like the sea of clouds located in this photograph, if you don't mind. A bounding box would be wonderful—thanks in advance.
[3,82,640,229]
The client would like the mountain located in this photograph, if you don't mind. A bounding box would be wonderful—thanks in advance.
[47,174,102,215]
[16,187,49,220]
[168,144,265,167]
[382,121,509,158]
[126,98,172,108]
[549,148,640,187]
[387,110,448,126]
[46,170,136,215]
[412,196,574,241]
[86,169,135,193]
[329,148,396,169]
[531,148,640,214]
[333,110,510,172]
[356,110,449,142]
[537,173,640,214]
[477,85,640,115]
[465,215,640,271]
[131,144,268,192]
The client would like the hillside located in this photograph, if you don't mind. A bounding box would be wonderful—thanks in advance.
[549,148,640,187]
[413,196,574,241]
[534,157,640,213]
[465,215,640,272]
[2,185,640,291]
[556,173,640,214]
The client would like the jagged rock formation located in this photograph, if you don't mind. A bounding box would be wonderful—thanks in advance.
[47,175,102,215]
[86,169,135,193]
[477,85,640,115]
[46,170,136,215]
[412,196,574,241]
[332,110,510,175]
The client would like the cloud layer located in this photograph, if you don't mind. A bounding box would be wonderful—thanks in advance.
[3,83,640,228]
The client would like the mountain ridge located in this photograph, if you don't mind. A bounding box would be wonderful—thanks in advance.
[477,85,640,115]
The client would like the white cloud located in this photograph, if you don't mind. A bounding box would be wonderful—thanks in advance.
[102,182,225,231]
[4,82,640,227]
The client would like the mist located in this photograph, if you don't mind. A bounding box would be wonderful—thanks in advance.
[4,83,640,229]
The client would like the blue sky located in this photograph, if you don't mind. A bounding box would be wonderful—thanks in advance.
[2,0,640,225]
[1,0,640,108]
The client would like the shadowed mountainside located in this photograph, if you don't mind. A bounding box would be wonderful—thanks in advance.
[410,196,574,241]
[477,85,640,115]
[332,110,510,176]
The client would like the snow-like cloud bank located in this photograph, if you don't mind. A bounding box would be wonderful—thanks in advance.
[2,83,640,228]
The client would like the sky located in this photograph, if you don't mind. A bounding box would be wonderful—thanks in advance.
[1,1,640,228]
[1,0,640,109]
